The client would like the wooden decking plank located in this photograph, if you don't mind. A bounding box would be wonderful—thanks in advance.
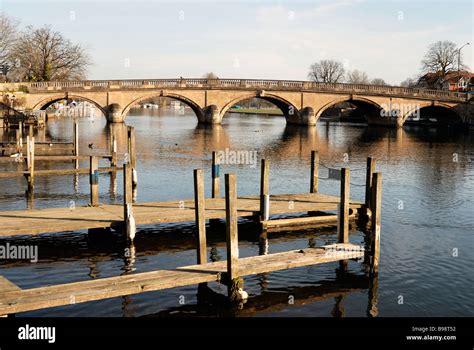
[0,166,118,178]
[262,213,358,231]
[0,247,363,315]
[0,276,22,293]
[0,269,182,301]
[0,193,364,237]
[0,155,112,163]
[0,270,219,314]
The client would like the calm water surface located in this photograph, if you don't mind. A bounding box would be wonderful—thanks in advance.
[0,109,473,317]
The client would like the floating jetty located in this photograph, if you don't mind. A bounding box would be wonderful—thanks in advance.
[0,244,364,316]
[0,149,382,316]
[0,103,45,130]
[0,193,363,237]
[0,123,132,191]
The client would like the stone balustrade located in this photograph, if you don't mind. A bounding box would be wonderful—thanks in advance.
[0,78,467,102]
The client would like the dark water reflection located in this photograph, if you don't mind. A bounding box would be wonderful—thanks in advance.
[0,109,472,317]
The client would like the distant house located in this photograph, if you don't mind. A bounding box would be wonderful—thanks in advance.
[458,75,474,92]
[418,70,474,92]
[442,71,474,92]
[417,72,441,89]
[468,77,474,95]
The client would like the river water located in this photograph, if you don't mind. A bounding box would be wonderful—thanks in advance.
[0,108,473,317]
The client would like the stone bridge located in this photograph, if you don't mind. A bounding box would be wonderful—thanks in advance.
[0,78,471,127]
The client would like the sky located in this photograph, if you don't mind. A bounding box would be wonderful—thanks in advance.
[1,0,473,85]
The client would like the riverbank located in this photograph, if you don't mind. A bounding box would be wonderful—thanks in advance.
[227,108,282,115]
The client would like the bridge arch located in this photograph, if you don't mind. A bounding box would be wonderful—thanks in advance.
[219,92,300,122]
[316,96,383,120]
[32,95,107,117]
[402,102,463,125]
[121,92,204,121]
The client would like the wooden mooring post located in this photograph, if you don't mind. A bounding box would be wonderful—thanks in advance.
[211,151,220,198]
[89,156,99,206]
[110,134,117,168]
[25,136,35,191]
[337,168,350,244]
[127,126,137,188]
[260,159,270,221]
[194,169,207,264]
[365,157,376,210]
[337,167,351,272]
[15,129,19,152]
[225,173,247,301]
[73,120,79,169]
[123,163,136,241]
[370,172,382,275]
[367,272,379,317]
[26,186,34,209]
[109,133,118,198]
[15,129,22,154]
[310,150,319,193]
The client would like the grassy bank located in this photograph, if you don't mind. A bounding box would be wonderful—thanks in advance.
[227,108,283,115]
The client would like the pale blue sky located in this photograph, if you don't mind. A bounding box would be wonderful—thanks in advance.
[1,0,472,84]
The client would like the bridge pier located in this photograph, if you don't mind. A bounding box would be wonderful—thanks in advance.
[201,105,221,124]
[299,107,317,126]
[106,103,125,123]
[287,106,317,126]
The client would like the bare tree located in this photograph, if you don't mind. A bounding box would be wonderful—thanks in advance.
[346,69,369,84]
[371,78,387,86]
[400,77,417,88]
[421,40,465,76]
[308,60,345,83]
[203,72,218,79]
[8,25,91,81]
[0,13,18,73]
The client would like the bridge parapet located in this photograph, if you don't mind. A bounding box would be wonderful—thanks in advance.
[0,79,467,102]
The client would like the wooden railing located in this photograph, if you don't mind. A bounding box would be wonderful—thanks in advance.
[0,79,468,101]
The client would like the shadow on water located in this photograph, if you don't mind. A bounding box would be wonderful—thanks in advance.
[141,272,377,318]
[0,219,369,267]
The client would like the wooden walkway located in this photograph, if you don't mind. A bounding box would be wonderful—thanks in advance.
[0,193,363,237]
[0,153,382,316]
[0,154,112,163]
[0,166,117,178]
[0,244,364,316]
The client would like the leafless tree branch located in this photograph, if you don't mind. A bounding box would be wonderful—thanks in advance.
[8,25,91,81]
[308,60,345,83]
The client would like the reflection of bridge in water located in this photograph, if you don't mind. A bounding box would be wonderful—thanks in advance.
[127,120,471,168]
